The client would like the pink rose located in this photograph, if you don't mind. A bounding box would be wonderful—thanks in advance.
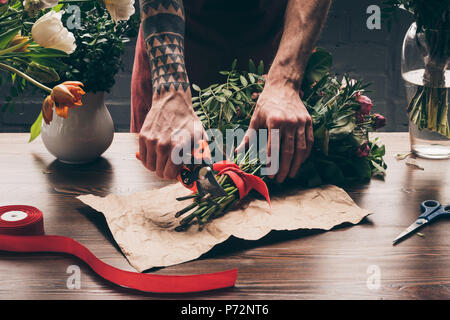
[357,95,372,115]
[0,0,8,4]
[372,113,386,129]
[356,141,370,158]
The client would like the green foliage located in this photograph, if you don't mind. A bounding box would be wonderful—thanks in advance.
[60,3,139,92]
[59,2,139,92]
[192,49,387,187]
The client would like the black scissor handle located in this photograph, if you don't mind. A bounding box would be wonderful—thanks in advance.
[419,200,441,219]
[419,200,450,221]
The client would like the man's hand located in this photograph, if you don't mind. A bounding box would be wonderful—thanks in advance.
[236,0,330,183]
[238,84,313,183]
[138,91,204,179]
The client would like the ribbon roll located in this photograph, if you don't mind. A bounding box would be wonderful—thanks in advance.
[0,205,237,293]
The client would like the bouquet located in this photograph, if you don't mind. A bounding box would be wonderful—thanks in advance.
[384,0,450,137]
[175,48,387,231]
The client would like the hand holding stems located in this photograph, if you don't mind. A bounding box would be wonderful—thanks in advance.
[237,80,313,183]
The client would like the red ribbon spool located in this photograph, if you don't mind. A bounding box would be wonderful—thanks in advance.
[0,205,237,293]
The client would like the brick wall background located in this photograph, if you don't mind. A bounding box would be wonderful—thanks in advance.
[0,0,414,133]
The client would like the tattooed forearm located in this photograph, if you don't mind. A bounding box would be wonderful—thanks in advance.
[140,0,189,94]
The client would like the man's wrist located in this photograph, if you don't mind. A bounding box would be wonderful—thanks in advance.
[265,70,303,93]
[266,60,304,93]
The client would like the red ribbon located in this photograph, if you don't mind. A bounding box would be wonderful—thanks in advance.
[213,161,270,205]
[0,205,237,293]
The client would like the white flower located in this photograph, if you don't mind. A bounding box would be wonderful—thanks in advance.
[23,0,59,13]
[31,10,76,54]
[104,0,135,23]
[340,77,357,89]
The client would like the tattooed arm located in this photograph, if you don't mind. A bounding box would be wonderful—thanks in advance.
[239,0,331,183]
[138,0,204,179]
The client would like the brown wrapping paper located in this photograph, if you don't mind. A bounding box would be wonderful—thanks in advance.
[77,183,371,272]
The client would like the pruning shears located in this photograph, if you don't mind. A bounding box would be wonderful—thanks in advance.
[137,139,226,198]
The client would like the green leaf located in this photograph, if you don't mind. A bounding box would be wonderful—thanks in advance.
[370,159,386,176]
[192,84,201,92]
[215,95,226,103]
[239,75,248,87]
[21,47,68,58]
[26,62,60,83]
[303,48,332,88]
[0,26,21,50]
[248,59,256,73]
[226,100,236,113]
[257,60,264,75]
[231,59,237,70]
[222,89,232,97]
[52,3,64,12]
[29,112,43,143]
[248,73,255,84]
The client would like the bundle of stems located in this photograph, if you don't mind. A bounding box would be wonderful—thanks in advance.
[407,28,449,138]
[407,85,449,137]
[174,148,262,231]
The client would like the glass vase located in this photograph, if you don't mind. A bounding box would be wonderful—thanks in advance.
[402,23,450,159]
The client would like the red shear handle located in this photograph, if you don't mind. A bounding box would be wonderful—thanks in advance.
[177,140,211,191]
[136,141,211,191]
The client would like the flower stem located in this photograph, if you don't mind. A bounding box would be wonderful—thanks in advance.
[0,62,52,93]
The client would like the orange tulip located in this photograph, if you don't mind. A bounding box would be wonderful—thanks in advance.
[42,96,55,125]
[42,81,85,124]
[9,34,31,52]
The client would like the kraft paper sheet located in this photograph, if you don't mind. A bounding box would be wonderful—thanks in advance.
[77,183,371,272]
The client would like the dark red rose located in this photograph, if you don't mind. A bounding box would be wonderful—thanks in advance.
[372,113,386,129]
[356,141,370,158]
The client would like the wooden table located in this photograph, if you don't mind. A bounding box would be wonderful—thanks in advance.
[0,132,449,300]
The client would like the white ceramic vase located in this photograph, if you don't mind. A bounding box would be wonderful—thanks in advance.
[41,91,114,164]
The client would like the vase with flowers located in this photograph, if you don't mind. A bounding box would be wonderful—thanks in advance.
[39,0,139,163]
[385,0,450,159]
[0,0,138,163]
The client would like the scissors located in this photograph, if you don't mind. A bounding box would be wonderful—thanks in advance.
[393,200,450,245]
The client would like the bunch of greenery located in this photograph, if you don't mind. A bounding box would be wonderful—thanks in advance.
[175,48,387,230]
[59,2,139,93]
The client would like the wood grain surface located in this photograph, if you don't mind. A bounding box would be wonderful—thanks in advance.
[0,132,449,300]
